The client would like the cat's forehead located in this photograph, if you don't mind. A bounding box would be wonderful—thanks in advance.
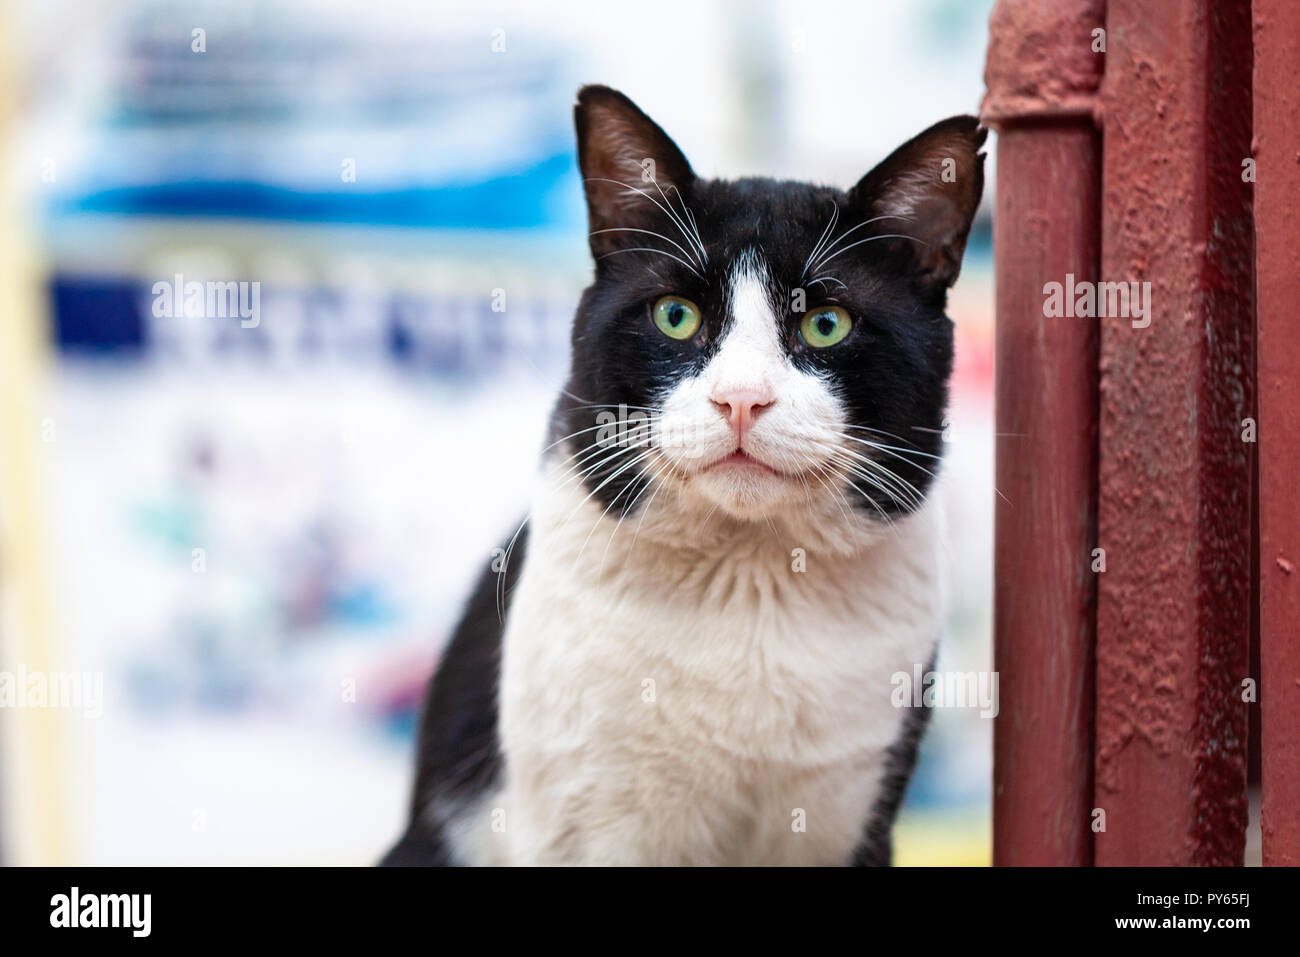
[695,179,840,231]
[690,178,848,276]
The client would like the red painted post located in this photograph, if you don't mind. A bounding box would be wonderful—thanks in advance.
[981,0,1103,866]
[1092,0,1254,865]
[1254,0,1300,867]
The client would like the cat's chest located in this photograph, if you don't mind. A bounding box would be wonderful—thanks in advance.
[480,474,943,864]
[518,491,931,727]
[501,545,929,760]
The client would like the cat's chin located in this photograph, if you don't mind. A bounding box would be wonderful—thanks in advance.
[687,454,804,519]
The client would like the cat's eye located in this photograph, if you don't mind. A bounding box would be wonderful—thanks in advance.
[652,296,702,341]
[799,305,852,348]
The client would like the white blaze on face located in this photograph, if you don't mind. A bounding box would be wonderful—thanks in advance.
[710,253,784,403]
[655,250,847,517]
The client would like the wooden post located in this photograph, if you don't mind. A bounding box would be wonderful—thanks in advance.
[982,0,1104,866]
[1092,0,1254,865]
[1254,0,1300,867]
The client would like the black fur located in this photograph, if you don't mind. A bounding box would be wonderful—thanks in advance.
[852,647,938,866]
[380,526,525,866]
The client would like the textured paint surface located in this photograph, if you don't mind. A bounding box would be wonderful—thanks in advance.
[1094,0,1253,866]
[982,0,1103,866]
[1254,0,1300,867]
[989,128,1100,867]
[982,0,1105,124]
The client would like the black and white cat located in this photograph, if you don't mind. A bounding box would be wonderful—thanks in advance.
[383,86,985,866]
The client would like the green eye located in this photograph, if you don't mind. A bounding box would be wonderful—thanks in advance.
[799,305,852,348]
[652,296,702,340]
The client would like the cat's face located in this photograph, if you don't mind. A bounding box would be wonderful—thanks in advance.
[555,86,984,531]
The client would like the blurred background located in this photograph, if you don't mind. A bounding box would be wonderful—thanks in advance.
[0,0,996,865]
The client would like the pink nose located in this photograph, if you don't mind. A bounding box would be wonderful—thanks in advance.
[712,388,773,437]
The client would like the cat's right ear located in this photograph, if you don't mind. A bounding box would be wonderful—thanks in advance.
[848,116,987,290]
[575,86,696,260]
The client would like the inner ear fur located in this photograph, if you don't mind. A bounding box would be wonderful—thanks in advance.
[574,85,697,260]
[848,116,987,288]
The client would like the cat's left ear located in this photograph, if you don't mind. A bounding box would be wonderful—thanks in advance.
[574,85,697,260]
[848,116,987,289]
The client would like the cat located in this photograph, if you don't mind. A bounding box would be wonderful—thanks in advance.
[382,85,985,866]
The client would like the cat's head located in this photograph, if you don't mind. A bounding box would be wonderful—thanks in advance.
[555,85,984,536]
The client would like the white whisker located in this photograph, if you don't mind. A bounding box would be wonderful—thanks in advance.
[802,201,839,281]
[657,181,708,265]
[815,232,929,271]
[810,214,914,274]
[597,246,703,279]
[807,275,847,291]
[585,177,706,270]
[589,227,701,267]
[668,187,708,264]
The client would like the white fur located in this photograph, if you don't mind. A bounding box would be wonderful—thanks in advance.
[442,251,946,865]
